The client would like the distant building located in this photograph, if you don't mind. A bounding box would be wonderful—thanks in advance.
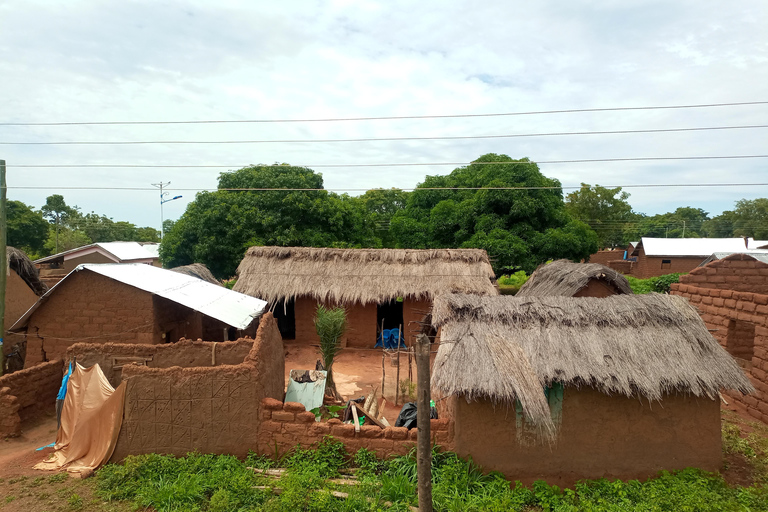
[34,242,161,286]
[11,263,267,368]
[517,259,632,298]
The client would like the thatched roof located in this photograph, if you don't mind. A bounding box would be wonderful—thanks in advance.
[517,259,632,297]
[170,263,220,286]
[7,247,47,296]
[234,247,498,304]
[431,293,753,439]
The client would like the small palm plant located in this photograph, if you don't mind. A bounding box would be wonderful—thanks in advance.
[314,305,346,401]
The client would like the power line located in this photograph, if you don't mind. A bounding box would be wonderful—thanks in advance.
[7,154,768,168]
[1,124,766,145]
[8,182,768,192]
[2,101,766,126]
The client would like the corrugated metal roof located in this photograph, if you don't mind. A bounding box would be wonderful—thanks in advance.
[12,263,267,331]
[640,237,757,257]
[700,251,768,266]
[34,242,160,264]
[750,240,768,250]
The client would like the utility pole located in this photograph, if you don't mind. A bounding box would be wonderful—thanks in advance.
[415,333,433,512]
[0,160,7,376]
[151,182,182,240]
[682,220,686,238]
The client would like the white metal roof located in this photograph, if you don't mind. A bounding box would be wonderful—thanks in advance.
[34,242,160,264]
[639,237,759,257]
[12,263,267,331]
[750,240,768,250]
[700,251,768,266]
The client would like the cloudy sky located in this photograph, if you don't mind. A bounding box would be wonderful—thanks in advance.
[0,0,766,231]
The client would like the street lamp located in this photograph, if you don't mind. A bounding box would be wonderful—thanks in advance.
[151,182,182,240]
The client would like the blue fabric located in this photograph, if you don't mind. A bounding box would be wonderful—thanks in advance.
[375,328,406,349]
[57,362,72,400]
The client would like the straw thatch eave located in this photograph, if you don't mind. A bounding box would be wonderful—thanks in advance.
[516,259,632,297]
[7,247,47,296]
[432,293,752,431]
[233,247,498,304]
[170,263,220,286]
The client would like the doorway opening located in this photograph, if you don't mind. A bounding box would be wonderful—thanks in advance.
[273,299,296,340]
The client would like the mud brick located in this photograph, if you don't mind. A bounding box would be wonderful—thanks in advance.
[284,422,309,436]
[262,398,284,410]
[283,402,306,413]
[296,411,316,423]
[272,410,295,422]
[261,410,272,421]
[385,427,408,440]
[360,425,384,439]
[330,424,356,438]
[310,423,331,436]
[262,421,283,433]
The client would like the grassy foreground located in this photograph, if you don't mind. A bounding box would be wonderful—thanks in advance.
[2,411,768,512]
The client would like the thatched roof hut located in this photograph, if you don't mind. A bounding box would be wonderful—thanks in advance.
[517,259,632,297]
[170,263,220,286]
[234,247,497,304]
[431,293,753,440]
[7,247,47,296]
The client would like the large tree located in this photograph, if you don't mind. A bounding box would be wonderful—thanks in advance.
[6,200,49,257]
[160,164,379,278]
[40,194,79,253]
[702,198,768,239]
[389,154,598,273]
[565,184,634,248]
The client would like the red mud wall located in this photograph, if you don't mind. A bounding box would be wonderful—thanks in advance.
[66,339,254,388]
[587,250,625,267]
[257,398,452,459]
[294,297,378,349]
[573,279,620,298]
[3,272,39,357]
[0,360,63,437]
[449,388,721,486]
[678,254,768,295]
[24,271,156,368]
[631,251,704,279]
[110,313,284,460]
[672,281,768,423]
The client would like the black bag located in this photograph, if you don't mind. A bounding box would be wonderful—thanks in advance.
[394,402,438,430]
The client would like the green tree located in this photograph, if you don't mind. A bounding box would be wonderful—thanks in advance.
[390,154,598,273]
[629,207,710,239]
[565,184,635,248]
[160,164,378,278]
[359,188,409,247]
[43,227,91,254]
[730,198,768,239]
[6,200,49,257]
[41,194,79,253]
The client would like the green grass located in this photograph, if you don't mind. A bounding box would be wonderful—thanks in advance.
[498,270,530,295]
[91,435,768,512]
[626,273,685,294]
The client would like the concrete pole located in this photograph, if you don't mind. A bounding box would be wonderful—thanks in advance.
[415,333,433,512]
[0,160,7,376]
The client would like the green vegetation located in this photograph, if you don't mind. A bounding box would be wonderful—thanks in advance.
[722,409,768,484]
[88,433,768,512]
[497,270,530,295]
[314,305,347,401]
[626,273,685,294]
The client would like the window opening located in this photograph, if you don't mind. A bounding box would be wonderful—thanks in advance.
[726,319,755,366]
[661,259,671,269]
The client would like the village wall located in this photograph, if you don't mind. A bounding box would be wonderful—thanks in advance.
[0,360,63,437]
[110,313,284,461]
[630,251,704,279]
[671,281,768,423]
[677,254,768,294]
[24,271,156,368]
[587,249,626,267]
[152,295,204,343]
[257,398,452,459]
[449,388,721,486]
[66,339,254,387]
[573,279,619,298]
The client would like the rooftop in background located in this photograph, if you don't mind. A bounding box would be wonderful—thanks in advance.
[633,237,768,258]
[34,241,160,265]
[700,251,768,266]
[234,246,498,304]
[517,259,632,297]
[12,263,267,331]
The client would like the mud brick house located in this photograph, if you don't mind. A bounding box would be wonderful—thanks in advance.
[10,263,267,368]
[430,293,751,483]
[671,253,768,423]
[587,238,768,278]
[34,241,160,287]
[517,259,632,298]
[3,248,49,365]
[233,247,498,347]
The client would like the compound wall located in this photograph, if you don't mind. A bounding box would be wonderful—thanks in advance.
[0,360,63,437]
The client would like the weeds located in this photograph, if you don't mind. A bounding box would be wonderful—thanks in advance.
[67,493,83,510]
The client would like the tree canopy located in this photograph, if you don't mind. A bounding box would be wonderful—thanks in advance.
[160,165,379,278]
[7,200,49,256]
[565,184,634,248]
[389,154,598,273]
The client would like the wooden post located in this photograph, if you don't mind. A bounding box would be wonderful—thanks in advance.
[415,333,432,512]
[395,324,402,405]
[0,160,5,376]
[381,348,386,400]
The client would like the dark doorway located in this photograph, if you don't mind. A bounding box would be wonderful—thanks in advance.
[273,299,296,340]
[377,299,404,332]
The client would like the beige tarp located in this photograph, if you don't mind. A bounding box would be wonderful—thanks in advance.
[35,363,126,474]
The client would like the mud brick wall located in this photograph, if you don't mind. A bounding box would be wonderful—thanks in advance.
[67,339,254,387]
[0,360,63,437]
[678,254,768,294]
[587,250,627,267]
[671,282,768,422]
[110,313,284,461]
[24,270,156,368]
[3,272,40,356]
[630,252,704,279]
[607,260,634,274]
[258,398,453,459]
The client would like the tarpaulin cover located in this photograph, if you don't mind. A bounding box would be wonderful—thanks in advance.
[35,363,126,474]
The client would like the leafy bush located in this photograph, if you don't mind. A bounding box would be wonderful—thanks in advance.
[626,272,684,294]
[497,270,529,295]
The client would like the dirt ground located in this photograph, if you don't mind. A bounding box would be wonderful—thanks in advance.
[283,341,429,423]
